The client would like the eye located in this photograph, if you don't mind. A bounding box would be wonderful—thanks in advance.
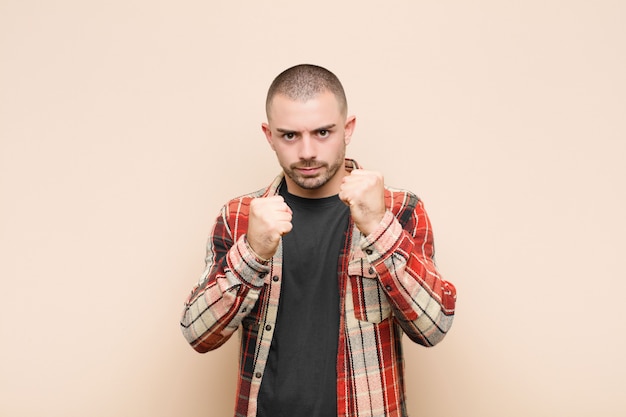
[318,129,330,138]
[282,132,297,141]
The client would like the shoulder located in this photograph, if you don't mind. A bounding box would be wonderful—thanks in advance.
[212,187,269,240]
[222,171,284,213]
[384,186,429,228]
[384,186,423,213]
[222,186,268,218]
[221,172,284,223]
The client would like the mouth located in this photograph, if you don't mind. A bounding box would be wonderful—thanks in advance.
[296,166,321,175]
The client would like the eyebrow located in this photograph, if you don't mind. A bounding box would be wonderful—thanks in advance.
[276,124,336,134]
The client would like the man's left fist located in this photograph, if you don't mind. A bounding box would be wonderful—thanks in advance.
[339,169,386,236]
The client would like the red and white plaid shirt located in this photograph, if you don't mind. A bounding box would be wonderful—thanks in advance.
[181,159,456,417]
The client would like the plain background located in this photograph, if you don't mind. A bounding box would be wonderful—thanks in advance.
[1,1,625,416]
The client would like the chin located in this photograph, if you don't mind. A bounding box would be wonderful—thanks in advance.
[296,178,327,190]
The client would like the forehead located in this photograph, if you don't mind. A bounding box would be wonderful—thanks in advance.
[267,91,344,126]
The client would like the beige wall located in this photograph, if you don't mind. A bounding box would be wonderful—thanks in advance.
[1,1,625,416]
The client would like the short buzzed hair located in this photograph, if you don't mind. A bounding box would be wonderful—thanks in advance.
[265,64,348,118]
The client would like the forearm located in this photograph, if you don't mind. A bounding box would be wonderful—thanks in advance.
[180,234,269,353]
[363,209,456,346]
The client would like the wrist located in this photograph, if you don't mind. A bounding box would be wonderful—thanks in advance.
[356,213,386,237]
[245,238,271,264]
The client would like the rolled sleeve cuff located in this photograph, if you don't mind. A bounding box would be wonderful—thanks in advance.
[360,210,403,263]
[227,235,271,289]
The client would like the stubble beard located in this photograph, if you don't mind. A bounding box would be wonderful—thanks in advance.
[284,153,345,191]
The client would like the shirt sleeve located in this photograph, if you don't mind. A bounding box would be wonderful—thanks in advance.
[180,203,270,353]
[360,196,457,346]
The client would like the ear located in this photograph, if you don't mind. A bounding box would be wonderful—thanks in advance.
[261,123,276,151]
[343,115,356,145]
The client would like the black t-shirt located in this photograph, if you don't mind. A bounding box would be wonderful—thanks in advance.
[257,186,350,417]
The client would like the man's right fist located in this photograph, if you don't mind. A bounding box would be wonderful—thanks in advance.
[246,196,293,261]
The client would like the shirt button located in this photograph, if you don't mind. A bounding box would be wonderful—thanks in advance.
[365,249,373,255]
[259,273,266,279]
[272,275,279,282]
[255,372,262,378]
[368,267,375,275]
[265,324,272,331]
[241,307,247,313]
[385,285,392,291]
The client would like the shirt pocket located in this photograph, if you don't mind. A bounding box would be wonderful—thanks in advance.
[348,258,391,324]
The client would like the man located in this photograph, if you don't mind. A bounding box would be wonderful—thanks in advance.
[180,64,456,417]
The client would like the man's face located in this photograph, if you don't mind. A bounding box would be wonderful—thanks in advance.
[262,91,356,198]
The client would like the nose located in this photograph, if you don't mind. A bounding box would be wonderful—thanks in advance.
[298,134,316,160]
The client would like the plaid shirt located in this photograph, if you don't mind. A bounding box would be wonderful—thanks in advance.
[181,159,456,417]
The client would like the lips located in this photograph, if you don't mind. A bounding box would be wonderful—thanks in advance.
[293,162,324,171]
[296,166,322,176]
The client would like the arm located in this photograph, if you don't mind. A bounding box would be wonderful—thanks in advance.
[339,169,455,346]
[180,202,270,353]
[362,194,456,346]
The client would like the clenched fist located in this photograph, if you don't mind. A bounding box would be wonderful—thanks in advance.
[339,169,386,236]
[246,196,293,261]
